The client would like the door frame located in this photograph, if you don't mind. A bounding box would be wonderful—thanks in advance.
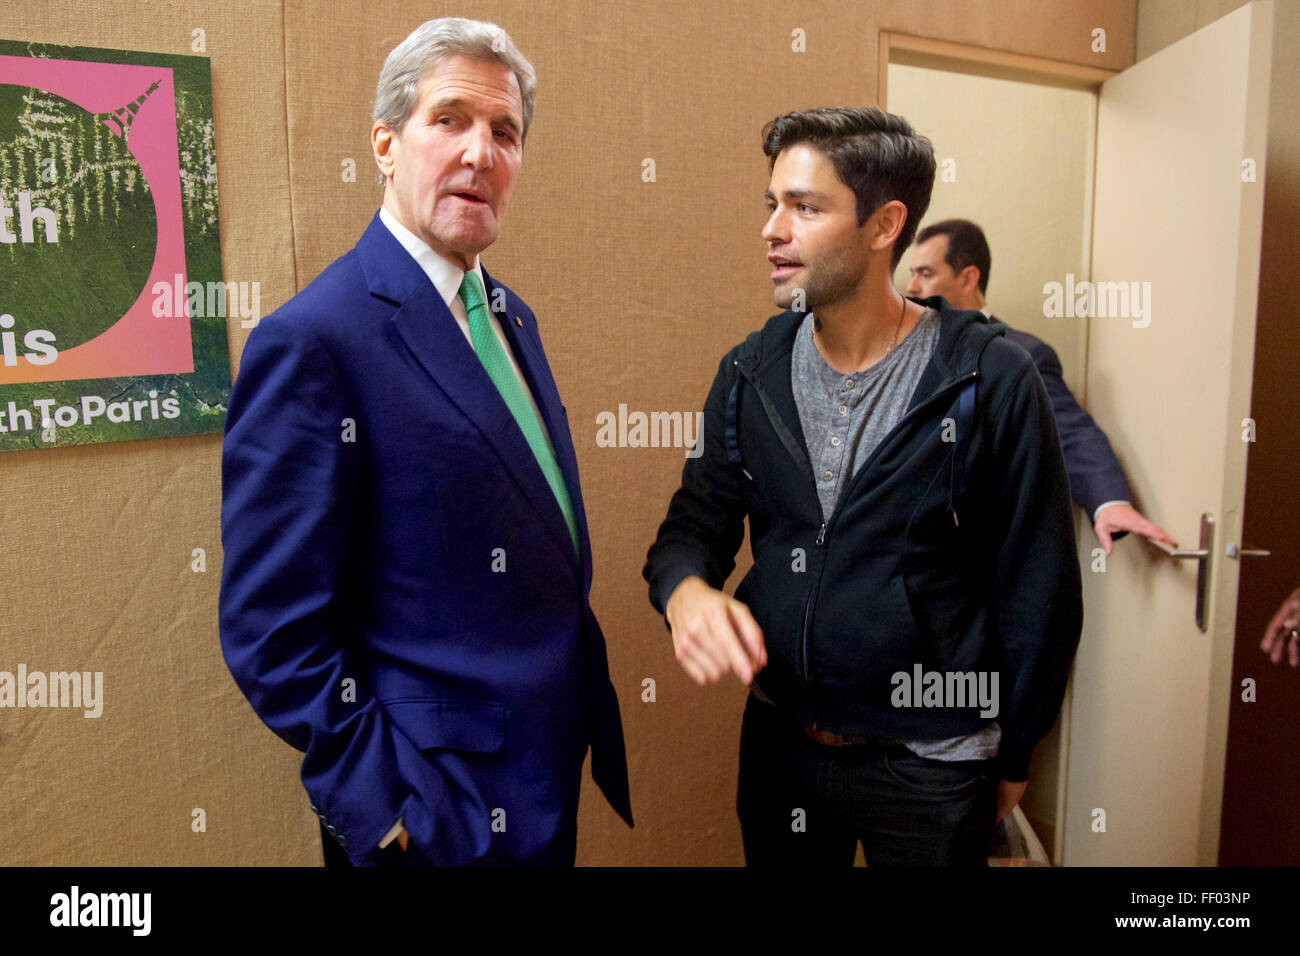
[878,32,1117,108]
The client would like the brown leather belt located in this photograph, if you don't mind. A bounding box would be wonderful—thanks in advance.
[753,684,877,748]
[802,725,872,747]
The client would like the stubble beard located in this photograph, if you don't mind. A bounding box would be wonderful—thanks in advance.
[772,252,864,312]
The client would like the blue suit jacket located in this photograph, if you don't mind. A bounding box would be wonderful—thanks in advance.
[219,212,632,866]
[997,321,1131,519]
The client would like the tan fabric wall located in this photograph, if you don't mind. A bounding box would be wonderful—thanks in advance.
[1,0,1134,866]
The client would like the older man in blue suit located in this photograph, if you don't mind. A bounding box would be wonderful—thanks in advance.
[219,17,632,866]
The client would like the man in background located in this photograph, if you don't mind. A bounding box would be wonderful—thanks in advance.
[906,218,1174,554]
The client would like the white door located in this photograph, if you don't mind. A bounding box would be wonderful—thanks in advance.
[1063,1,1273,865]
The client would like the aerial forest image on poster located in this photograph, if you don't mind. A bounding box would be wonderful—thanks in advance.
[0,39,229,451]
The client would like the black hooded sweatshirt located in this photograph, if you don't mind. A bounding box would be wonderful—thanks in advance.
[644,296,1083,780]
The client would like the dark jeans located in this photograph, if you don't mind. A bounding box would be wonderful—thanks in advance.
[737,692,998,866]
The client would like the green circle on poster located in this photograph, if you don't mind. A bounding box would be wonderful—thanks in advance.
[0,84,158,351]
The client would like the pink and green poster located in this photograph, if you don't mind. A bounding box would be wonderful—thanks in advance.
[0,40,229,450]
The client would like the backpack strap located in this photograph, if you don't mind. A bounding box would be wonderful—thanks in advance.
[947,379,977,527]
[948,327,1005,527]
[724,329,765,467]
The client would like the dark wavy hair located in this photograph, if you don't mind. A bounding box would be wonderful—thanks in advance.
[762,107,936,269]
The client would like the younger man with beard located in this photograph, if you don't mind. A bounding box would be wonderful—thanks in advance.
[644,108,1082,866]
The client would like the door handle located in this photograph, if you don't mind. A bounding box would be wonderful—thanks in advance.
[1144,513,1214,632]
[1147,541,1209,558]
[1226,544,1270,558]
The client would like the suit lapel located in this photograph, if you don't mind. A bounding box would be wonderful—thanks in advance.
[358,214,580,576]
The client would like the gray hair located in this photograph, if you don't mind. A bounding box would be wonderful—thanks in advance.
[373,18,537,141]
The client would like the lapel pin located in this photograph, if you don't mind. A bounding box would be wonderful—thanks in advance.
[514,315,524,327]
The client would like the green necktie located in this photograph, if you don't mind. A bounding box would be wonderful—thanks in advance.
[457,272,579,557]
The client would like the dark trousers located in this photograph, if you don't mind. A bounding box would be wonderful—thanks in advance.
[737,692,998,866]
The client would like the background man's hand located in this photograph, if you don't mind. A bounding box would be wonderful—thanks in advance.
[1094,502,1175,555]
[1261,586,1300,667]
[665,576,766,685]
[996,779,1028,822]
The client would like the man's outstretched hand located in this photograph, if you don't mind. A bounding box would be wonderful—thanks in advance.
[1095,502,1176,555]
[665,576,767,685]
